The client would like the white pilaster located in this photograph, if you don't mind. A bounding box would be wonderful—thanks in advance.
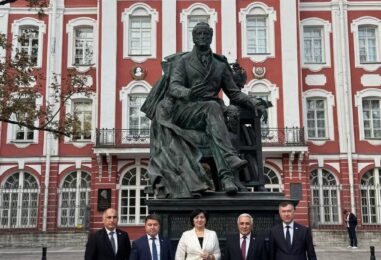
[162,0,176,59]
[100,0,117,128]
[221,0,237,62]
[280,0,300,127]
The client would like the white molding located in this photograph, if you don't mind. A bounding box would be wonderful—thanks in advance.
[351,16,381,72]
[11,17,46,68]
[63,7,97,15]
[242,79,279,129]
[361,74,381,87]
[300,18,332,72]
[305,74,327,86]
[162,0,176,59]
[121,3,158,63]
[302,89,335,144]
[119,81,151,130]
[239,2,276,62]
[66,17,97,70]
[180,2,217,52]
[0,10,9,62]
[354,88,381,145]
[281,0,300,127]
[221,0,237,63]
[100,0,117,129]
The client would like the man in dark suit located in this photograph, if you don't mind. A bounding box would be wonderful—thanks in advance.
[270,201,316,260]
[85,208,131,260]
[130,214,174,260]
[224,213,268,260]
[343,209,358,248]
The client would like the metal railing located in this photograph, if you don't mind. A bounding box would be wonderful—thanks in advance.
[95,127,305,147]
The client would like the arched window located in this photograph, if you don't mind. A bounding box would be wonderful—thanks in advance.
[122,3,158,62]
[58,171,91,228]
[361,168,381,224]
[119,166,154,225]
[310,169,340,225]
[263,167,282,192]
[180,3,217,52]
[0,172,39,228]
[120,82,151,143]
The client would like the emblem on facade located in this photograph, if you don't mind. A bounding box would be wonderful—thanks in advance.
[131,65,146,80]
[253,66,266,79]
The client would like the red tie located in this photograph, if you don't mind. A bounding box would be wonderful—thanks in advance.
[241,236,247,260]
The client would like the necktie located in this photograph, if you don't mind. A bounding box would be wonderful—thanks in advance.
[109,231,116,255]
[241,235,247,260]
[151,237,158,260]
[201,55,209,67]
[286,226,292,249]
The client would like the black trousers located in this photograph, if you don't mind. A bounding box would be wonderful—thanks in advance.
[347,226,357,247]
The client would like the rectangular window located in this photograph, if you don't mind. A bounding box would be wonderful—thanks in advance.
[304,26,324,64]
[19,26,39,66]
[15,126,34,142]
[187,16,209,51]
[363,98,381,139]
[72,101,92,141]
[74,27,94,66]
[246,16,267,54]
[129,16,151,56]
[128,94,150,136]
[307,98,327,139]
[359,26,377,63]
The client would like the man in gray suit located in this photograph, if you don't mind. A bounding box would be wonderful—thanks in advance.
[270,202,316,260]
[168,22,267,194]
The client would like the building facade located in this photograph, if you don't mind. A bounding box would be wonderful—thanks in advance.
[0,0,380,241]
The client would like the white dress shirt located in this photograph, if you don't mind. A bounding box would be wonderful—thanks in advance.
[147,234,161,260]
[106,228,118,253]
[282,222,294,245]
[240,233,251,259]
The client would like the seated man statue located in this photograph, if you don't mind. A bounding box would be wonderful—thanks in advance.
[142,22,268,198]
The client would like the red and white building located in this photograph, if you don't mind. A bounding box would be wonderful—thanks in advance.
[0,0,380,241]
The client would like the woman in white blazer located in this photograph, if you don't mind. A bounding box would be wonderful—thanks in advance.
[175,209,221,260]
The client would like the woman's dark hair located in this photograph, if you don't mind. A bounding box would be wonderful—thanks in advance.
[190,209,208,227]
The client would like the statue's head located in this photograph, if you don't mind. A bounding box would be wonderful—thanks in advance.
[192,22,213,49]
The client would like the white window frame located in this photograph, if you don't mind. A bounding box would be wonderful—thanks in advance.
[263,166,283,192]
[180,3,217,52]
[120,81,151,140]
[360,168,381,224]
[58,170,91,228]
[0,171,39,229]
[66,17,97,72]
[300,18,331,71]
[64,93,96,147]
[117,165,154,226]
[355,88,381,145]
[239,2,276,62]
[302,89,335,145]
[6,95,42,147]
[242,79,279,129]
[310,168,341,225]
[122,3,158,63]
[351,16,381,72]
[11,17,46,68]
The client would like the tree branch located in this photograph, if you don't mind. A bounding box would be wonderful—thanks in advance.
[1,117,71,137]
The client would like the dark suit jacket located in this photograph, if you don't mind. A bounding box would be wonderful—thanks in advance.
[169,47,254,109]
[224,233,268,260]
[269,223,316,260]
[85,228,131,260]
[347,213,357,228]
[130,235,174,260]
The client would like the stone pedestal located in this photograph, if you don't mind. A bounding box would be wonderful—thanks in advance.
[147,191,297,251]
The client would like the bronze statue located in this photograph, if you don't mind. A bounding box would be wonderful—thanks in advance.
[141,22,269,198]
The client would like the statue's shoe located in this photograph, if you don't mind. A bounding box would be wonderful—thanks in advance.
[226,156,248,171]
[222,179,238,195]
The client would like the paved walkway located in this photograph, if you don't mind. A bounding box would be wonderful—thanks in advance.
[0,246,379,260]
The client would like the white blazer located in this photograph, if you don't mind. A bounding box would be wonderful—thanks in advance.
[175,228,221,260]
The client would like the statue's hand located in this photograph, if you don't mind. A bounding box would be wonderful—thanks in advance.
[250,98,271,123]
